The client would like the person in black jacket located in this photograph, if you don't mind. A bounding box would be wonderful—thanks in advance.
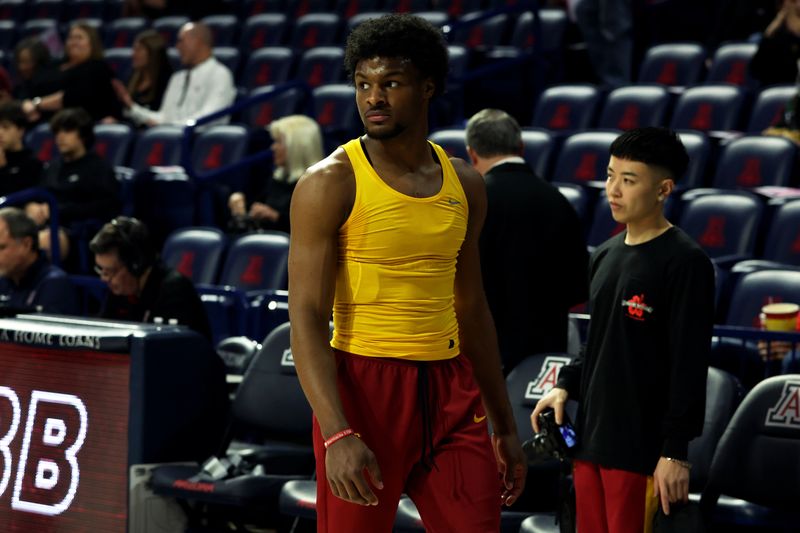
[90,216,212,341]
[26,108,120,260]
[751,0,800,86]
[0,101,42,198]
[465,108,589,373]
[228,114,324,234]
[532,128,715,531]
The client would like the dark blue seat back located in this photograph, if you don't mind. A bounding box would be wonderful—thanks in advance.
[289,13,341,50]
[748,85,795,133]
[669,85,747,132]
[638,43,706,87]
[725,269,800,327]
[706,42,757,87]
[94,123,134,168]
[552,130,618,184]
[712,135,797,189]
[429,129,468,160]
[240,14,289,52]
[598,85,671,130]
[162,227,227,285]
[241,47,295,90]
[532,85,602,132]
[763,200,800,266]
[295,46,345,89]
[129,125,183,171]
[219,232,290,291]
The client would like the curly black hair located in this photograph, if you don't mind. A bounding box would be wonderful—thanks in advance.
[344,14,449,98]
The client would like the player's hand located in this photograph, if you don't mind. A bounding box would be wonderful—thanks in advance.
[325,435,384,506]
[653,457,690,515]
[530,387,568,433]
[492,432,527,506]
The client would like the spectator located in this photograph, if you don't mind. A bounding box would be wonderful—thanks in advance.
[12,37,60,102]
[751,0,800,86]
[0,101,43,198]
[574,0,633,86]
[0,207,79,314]
[26,108,121,260]
[90,216,212,341]
[20,22,122,123]
[113,22,235,128]
[228,115,324,234]
[126,30,173,116]
[465,108,589,372]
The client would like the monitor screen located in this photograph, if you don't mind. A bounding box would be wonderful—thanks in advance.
[0,342,130,532]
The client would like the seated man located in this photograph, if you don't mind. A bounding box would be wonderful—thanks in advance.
[26,107,121,260]
[0,207,79,314]
[89,216,212,341]
[0,101,42,197]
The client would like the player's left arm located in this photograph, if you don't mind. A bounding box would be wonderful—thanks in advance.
[451,158,527,506]
[653,249,715,514]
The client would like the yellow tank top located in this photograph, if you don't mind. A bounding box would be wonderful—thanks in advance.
[330,138,468,360]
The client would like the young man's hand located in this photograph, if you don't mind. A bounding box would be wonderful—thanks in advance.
[530,387,569,433]
[653,456,690,515]
[325,435,384,506]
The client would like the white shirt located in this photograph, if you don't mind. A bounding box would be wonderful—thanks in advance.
[127,56,236,127]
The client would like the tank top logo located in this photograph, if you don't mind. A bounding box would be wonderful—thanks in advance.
[621,293,653,321]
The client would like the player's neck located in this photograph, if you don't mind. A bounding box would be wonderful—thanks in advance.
[363,128,432,170]
[625,213,672,245]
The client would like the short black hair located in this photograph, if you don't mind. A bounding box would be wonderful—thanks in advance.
[609,127,689,182]
[0,101,28,130]
[0,207,39,252]
[344,14,449,98]
[50,107,95,149]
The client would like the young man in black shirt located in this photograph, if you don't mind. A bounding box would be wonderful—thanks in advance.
[532,127,715,532]
[0,101,42,197]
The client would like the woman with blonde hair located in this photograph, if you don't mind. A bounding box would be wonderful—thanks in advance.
[126,30,173,112]
[20,22,121,123]
[229,114,324,233]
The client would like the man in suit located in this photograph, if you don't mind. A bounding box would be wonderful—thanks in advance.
[465,108,589,373]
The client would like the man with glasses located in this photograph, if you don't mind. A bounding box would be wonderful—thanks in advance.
[89,216,211,341]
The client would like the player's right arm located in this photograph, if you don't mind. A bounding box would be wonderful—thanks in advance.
[288,150,383,506]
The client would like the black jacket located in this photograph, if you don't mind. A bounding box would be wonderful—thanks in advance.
[0,148,43,197]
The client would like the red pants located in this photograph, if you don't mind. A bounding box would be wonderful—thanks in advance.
[573,459,657,533]
[313,351,501,533]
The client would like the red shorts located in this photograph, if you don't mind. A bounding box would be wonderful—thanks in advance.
[313,351,502,533]
[573,459,658,533]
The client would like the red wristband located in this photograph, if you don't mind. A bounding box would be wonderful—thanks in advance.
[323,428,360,449]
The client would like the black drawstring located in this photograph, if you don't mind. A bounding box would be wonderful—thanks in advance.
[417,363,438,471]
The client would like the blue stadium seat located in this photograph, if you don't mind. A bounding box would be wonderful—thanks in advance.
[286,0,331,18]
[711,135,797,189]
[241,47,295,90]
[240,14,289,52]
[0,21,16,51]
[748,200,800,268]
[429,128,468,160]
[149,321,315,531]
[450,11,509,49]
[383,0,434,12]
[104,17,148,49]
[333,0,383,19]
[531,85,602,132]
[747,85,796,133]
[29,0,63,21]
[19,18,58,42]
[241,0,285,17]
[152,15,189,46]
[162,226,227,285]
[129,125,184,171]
[597,85,671,130]
[347,11,389,34]
[637,42,706,87]
[700,375,800,529]
[202,14,238,47]
[522,128,555,180]
[706,41,758,87]
[219,232,289,292]
[191,124,249,190]
[243,85,305,129]
[0,0,27,23]
[94,123,134,168]
[670,85,747,132]
[295,46,345,89]
[26,122,56,163]
[677,130,712,189]
[510,9,568,52]
[724,269,800,329]
[551,130,618,185]
[132,167,196,250]
[104,47,133,83]
[679,189,764,263]
[311,83,360,150]
[65,0,106,21]
[289,13,341,50]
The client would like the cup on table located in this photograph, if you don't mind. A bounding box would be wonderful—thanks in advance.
[761,302,800,332]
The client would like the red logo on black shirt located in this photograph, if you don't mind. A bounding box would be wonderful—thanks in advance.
[622,294,653,321]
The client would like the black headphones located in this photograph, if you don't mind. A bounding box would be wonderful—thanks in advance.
[111,217,155,277]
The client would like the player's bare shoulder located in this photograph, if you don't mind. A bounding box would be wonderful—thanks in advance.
[448,156,486,204]
[292,147,356,226]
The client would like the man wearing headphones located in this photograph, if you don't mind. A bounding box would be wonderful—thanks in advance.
[89,216,211,341]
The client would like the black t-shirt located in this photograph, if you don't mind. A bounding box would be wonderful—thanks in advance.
[0,148,43,197]
[61,59,122,121]
[557,227,715,474]
[100,264,212,342]
[40,151,121,227]
[750,25,800,86]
